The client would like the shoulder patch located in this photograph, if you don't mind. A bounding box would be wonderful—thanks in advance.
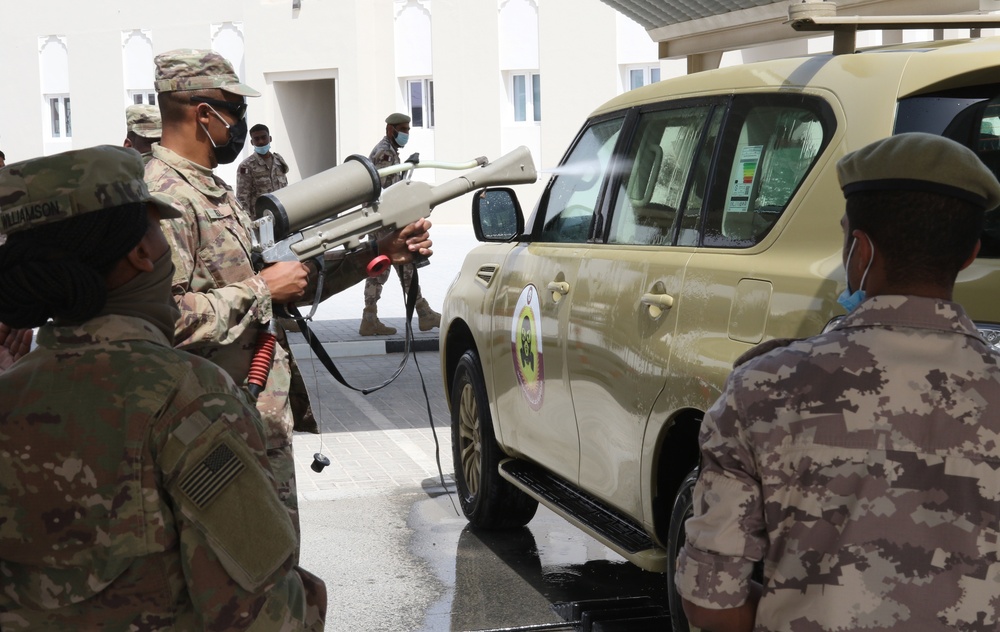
[179,443,246,508]
[733,337,801,368]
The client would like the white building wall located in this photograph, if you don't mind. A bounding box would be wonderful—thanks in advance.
[0,0,661,224]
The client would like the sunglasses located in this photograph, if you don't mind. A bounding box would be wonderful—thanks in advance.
[189,96,247,120]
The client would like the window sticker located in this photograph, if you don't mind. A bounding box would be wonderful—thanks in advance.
[728,145,762,213]
[511,284,544,410]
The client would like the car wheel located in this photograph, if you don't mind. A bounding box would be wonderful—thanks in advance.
[666,467,700,632]
[451,349,538,529]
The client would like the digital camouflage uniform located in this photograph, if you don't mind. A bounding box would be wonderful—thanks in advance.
[0,145,323,630]
[363,135,424,316]
[0,316,322,631]
[676,295,1000,631]
[145,143,313,529]
[236,150,289,217]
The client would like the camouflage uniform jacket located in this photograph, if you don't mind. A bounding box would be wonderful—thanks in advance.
[0,315,323,630]
[676,295,1000,631]
[367,136,404,245]
[370,135,403,189]
[145,144,307,447]
[236,151,289,216]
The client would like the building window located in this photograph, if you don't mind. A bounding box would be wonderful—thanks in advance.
[129,90,156,105]
[406,78,434,128]
[47,94,72,138]
[627,65,661,90]
[511,72,541,122]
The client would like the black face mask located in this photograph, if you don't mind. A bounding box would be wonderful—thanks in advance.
[215,117,248,165]
[203,107,248,165]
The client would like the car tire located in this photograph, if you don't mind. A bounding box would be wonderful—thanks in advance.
[666,467,699,632]
[451,349,538,529]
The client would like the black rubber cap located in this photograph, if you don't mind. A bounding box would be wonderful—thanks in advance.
[311,453,331,473]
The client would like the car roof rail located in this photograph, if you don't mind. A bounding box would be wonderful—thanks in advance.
[787,1,1000,55]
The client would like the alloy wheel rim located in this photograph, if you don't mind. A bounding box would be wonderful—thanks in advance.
[458,382,481,497]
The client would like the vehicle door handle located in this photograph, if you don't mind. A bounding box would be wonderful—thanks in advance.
[546,281,570,302]
[641,292,674,318]
[640,293,674,308]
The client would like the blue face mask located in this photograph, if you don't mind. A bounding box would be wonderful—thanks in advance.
[395,131,409,147]
[837,235,875,312]
[254,143,271,155]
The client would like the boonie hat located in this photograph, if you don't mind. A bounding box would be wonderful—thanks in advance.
[838,132,1000,210]
[154,48,260,97]
[0,146,181,236]
[126,104,162,138]
[385,112,411,125]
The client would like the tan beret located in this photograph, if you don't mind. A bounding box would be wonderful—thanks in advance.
[385,112,411,126]
[0,146,181,236]
[837,132,1000,210]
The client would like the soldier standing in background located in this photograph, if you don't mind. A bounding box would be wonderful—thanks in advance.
[123,103,162,159]
[0,145,325,631]
[675,133,1000,632]
[236,123,289,215]
[145,49,434,540]
[359,112,441,336]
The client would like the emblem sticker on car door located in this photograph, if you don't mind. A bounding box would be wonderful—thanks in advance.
[511,284,544,410]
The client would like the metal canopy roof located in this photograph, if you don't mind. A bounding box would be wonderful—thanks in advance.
[600,0,1000,61]
[599,0,782,31]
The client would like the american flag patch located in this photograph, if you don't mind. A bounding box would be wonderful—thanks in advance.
[180,443,246,508]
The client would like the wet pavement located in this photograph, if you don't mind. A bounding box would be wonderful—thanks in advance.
[290,224,673,630]
[291,350,672,631]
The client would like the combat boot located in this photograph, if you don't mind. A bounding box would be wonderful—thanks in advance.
[359,308,397,336]
[416,299,441,332]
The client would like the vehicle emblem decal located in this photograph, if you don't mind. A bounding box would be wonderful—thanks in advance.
[511,284,544,410]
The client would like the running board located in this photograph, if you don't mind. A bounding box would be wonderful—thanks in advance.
[499,459,670,572]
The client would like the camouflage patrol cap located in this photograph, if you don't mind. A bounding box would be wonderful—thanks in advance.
[154,48,260,97]
[0,146,181,236]
[126,104,162,138]
[838,132,1000,210]
[385,112,411,125]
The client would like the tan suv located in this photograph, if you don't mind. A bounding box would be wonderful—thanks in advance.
[441,27,1000,630]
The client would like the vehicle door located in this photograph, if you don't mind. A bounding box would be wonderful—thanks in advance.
[488,115,627,483]
[674,93,839,412]
[567,100,726,514]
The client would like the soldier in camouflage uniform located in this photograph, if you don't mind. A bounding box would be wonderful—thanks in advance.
[676,133,1000,632]
[144,50,434,537]
[236,123,289,215]
[360,112,441,336]
[0,145,325,630]
[123,103,162,159]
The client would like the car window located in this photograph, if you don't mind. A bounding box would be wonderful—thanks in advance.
[536,117,624,243]
[607,105,717,246]
[896,88,1000,258]
[703,95,832,248]
[676,107,724,246]
[974,100,1000,257]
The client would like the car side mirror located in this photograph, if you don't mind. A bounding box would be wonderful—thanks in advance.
[472,187,524,242]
